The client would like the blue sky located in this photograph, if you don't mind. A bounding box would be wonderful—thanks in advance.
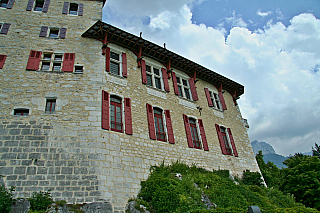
[102,0,320,156]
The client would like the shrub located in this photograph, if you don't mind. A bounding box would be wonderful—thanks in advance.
[0,185,15,213]
[242,170,264,186]
[28,190,53,212]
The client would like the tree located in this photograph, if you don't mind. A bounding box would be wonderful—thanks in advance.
[280,155,320,210]
[255,151,281,188]
[312,143,320,158]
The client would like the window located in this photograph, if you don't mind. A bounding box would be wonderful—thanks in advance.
[110,96,123,132]
[74,65,83,73]
[0,23,10,34]
[27,50,75,72]
[0,0,14,9]
[146,103,175,143]
[62,2,83,16]
[215,124,238,156]
[101,90,132,135]
[204,88,222,110]
[40,53,63,72]
[14,109,29,116]
[106,47,127,77]
[26,0,50,12]
[172,72,199,101]
[45,99,56,112]
[0,54,6,69]
[140,60,170,92]
[183,114,209,151]
[39,26,67,39]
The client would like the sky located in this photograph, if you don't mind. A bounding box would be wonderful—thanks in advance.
[102,0,320,156]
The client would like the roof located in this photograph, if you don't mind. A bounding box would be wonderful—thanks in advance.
[82,20,244,97]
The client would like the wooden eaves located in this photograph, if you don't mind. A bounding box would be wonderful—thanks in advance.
[81,20,244,98]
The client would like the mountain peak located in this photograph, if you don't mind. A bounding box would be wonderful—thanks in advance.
[251,140,276,155]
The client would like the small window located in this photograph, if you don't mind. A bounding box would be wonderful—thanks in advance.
[41,53,63,72]
[110,96,123,133]
[45,99,56,112]
[176,76,191,100]
[14,109,29,116]
[69,3,78,15]
[0,0,8,8]
[110,51,120,75]
[154,108,166,142]
[146,64,163,90]
[49,29,59,38]
[210,91,221,110]
[34,0,44,11]
[74,65,83,73]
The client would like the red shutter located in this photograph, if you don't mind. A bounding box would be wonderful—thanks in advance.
[0,55,7,69]
[7,0,15,9]
[105,47,110,72]
[141,60,147,84]
[62,2,69,14]
[26,0,34,11]
[215,124,227,155]
[171,72,179,95]
[59,28,67,39]
[78,3,83,16]
[183,114,193,148]
[42,0,50,12]
[26,50,42,70]
[204,88,213,107]
[62,53,75,72]
[124,98,132,135]
[0,23,10,34]
[198,119,209,151]
[227,128,238,157]
[39,26,48,37]
[102,90,110,130]
[165,110,174,144]
[189,78,198,101]
[122,52,127,77]
[218,91,227,110]
[162,68,170,92]
[146,103,156,140]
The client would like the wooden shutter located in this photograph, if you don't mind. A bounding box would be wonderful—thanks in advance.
[62,2,69,14]
[26,0,34,11]
[165,110,174,144]
[171,72,179,95]
[189,78,198,101]
[198,119,209,151]
[78,3,83,16]
[204,88,213,107]
[0,23,11,34]
[39,26,48,37]
[146,103,156,140]
[0,55,7,69]
[26,50,42,70]
[101,90,110,130]
[227,128,238,157]
[218,91,227,110]
[183,114,193,148]
[122,52,127,77]
[124,98,132,135]
[105,47,110,72]
[161,68,170,92]
[7,0,15,9]
[141,60,147,84]
[59,28,67,39]
[215,124,227,155]
[61,53,75,72]
[42,0,50,12]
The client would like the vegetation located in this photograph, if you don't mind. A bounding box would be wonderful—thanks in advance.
[28,190,53,212]
[0,185,15,213]
[132,161,318,213]
[312,143,320,158]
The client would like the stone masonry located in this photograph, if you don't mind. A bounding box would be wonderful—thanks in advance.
[0,0,261,212]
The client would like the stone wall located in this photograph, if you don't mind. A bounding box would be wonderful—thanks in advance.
[0,0,260,212]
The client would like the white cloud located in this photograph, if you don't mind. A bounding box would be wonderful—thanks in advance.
[102,1,320,156]
[256,9,273,17]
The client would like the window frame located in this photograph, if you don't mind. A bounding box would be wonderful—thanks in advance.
[33,0,44,11]
[189,118,201,149]
[45,98,56,112]
[13,108,29,116]
[110,95,123,133]
[40,52,63,72]
[210,90,222,110]
[68,3,79,15]
[220,126,232,155]
[176,75,192,100]
[153,107,167,142]
[145,63,163,90]
[109,50,122,76]
[74,65,84,73]
[0,0,9,8]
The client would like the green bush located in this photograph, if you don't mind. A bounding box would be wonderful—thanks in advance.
[28,190,53,212]
[0,185,15,213]
[241,170,264,186]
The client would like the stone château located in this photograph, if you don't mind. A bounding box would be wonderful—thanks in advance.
[0,0,260,212]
